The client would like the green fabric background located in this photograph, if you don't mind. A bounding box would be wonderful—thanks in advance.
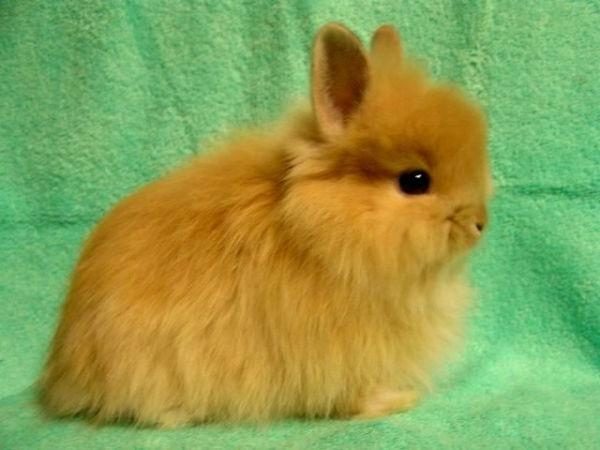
[1,1,599,448]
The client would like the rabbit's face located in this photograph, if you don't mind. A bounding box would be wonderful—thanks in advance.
[349,74,491,261]
[281,24,491,278]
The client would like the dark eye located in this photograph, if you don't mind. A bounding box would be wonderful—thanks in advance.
[398,169,431,195]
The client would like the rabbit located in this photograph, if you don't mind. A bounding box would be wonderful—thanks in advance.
[40,22,491,427]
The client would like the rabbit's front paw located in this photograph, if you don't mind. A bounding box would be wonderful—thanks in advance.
[352,387,419,419]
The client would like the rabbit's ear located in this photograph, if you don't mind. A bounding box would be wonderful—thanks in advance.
[370,24,403,69]
[311,23,368,139]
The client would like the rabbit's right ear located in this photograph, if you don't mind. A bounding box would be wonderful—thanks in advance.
[311,23,368,139]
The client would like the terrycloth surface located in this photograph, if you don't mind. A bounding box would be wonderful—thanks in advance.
[1,1,599,448]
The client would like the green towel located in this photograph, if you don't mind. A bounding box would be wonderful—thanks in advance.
[1,1,598,448]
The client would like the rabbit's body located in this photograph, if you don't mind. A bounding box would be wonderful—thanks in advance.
[41,24,491,425]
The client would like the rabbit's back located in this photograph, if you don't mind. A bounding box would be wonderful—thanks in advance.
[40,136,298,424]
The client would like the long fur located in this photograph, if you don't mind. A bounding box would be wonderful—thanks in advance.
[40,23,491,426]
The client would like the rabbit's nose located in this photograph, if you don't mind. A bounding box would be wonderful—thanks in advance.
[474,204,488,234]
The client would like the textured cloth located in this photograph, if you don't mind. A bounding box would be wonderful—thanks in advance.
[1,1,599,448]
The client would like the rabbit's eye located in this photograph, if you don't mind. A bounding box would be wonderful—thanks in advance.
[398,169,430,195]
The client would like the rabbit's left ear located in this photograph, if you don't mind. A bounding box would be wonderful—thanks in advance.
[311,23,369,139]
[370,25,403,69]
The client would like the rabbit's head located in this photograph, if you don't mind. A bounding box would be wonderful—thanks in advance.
[281,23,492,283]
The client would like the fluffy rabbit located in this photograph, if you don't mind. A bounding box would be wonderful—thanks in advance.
[40,23,491,426]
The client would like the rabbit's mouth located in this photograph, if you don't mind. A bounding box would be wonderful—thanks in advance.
[446,204,487,250]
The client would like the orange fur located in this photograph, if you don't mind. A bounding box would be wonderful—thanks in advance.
[40,23,491,426]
